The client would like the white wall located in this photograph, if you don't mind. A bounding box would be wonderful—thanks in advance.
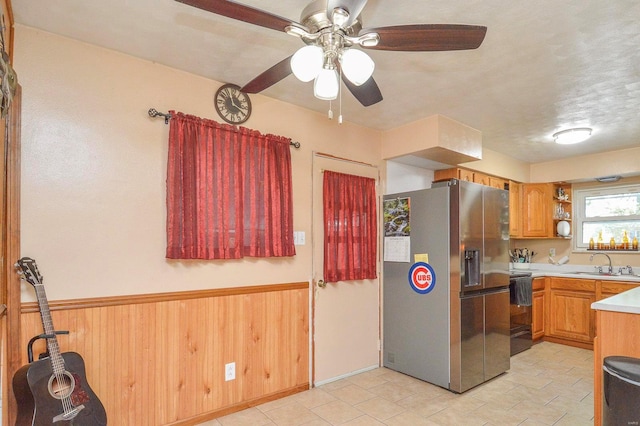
[385,161,434,194]
[14,25,383,302]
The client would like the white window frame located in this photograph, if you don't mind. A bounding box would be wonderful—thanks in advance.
[573,183,640,251]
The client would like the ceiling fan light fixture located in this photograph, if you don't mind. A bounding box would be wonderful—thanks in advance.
[314,68,339,100]
[340,49,375,86]
[291,45,324,82]
[553,127,592,145]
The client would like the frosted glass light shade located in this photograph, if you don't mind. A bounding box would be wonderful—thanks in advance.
[290,45,323,82]
[340,49,375,86]
[314,68,339,100]
[553,128,592,144]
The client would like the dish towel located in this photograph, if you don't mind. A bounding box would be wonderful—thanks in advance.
[513,276,533,306]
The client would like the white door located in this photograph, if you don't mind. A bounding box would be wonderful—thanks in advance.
[311,153,381,385]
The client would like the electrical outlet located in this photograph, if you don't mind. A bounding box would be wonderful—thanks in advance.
[549,248,556,257]
[225,362,235,381]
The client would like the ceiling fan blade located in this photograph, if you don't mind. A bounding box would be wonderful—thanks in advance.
[175,0,301,33]
[327,0,368,27]
[361,24,487,51]
[240,55,293,93]
[342,74,383,107]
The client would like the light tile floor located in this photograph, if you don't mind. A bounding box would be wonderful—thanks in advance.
[199,342,594,426]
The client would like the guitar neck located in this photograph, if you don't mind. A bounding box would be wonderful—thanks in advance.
[33,282,65,375]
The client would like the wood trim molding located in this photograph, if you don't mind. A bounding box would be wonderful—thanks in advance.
[164,383,309,426]
[20,281,310,313]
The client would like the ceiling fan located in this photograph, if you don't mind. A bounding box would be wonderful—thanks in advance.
[175,0,487,107]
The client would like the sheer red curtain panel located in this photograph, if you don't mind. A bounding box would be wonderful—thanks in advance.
[323,171,377,282]
[166,111,295,259]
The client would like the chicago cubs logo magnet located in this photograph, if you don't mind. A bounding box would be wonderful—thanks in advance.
[408,262,436,294]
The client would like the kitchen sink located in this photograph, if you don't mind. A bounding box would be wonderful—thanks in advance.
[568,271,622,277]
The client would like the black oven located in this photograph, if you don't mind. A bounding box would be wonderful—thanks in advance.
[509,272,533,356]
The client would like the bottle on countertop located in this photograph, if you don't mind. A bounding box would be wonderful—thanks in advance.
[623,231,629,249]
[610,236,616,249]
[633,233,639,250]
[597,231,604,249]
[589,237,595,250]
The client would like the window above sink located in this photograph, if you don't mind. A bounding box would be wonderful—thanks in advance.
[574,183,640,251]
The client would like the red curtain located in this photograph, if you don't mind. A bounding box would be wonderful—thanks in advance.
[323,171,377,282]
[166,111,295,259]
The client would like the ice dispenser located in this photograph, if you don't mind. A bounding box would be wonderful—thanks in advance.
[464,249,481,288]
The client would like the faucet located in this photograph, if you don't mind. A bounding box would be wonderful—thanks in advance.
[618,265,634,275]
[590,252,613,274]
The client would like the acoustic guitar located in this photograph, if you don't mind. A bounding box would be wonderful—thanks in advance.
[13,257,107,425]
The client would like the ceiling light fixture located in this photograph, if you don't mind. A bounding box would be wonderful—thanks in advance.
[291,44,375,100]
[596,175,622,183]
[553,128,592,145]
[291,45,324,82]
[340,49,375,86]
[314,67,340,100]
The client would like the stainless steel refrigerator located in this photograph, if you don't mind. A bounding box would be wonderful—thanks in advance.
[383,179,510,393]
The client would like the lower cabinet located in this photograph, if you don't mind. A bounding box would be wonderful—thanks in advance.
[599,280,640,300]
[548,279,596,344]
[532,278,546,341]
[530,276,639,349]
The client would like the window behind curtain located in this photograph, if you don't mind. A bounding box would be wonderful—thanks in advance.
[323,171,377,282]
[166,111,295,259]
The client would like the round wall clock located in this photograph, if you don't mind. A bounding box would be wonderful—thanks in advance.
[214,83,252,125]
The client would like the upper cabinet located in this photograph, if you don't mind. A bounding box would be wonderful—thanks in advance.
[434,168,507,189]
[509,181,522,237]
[435,169,569,239]
[521,183,555,238]
[513,182,572,239]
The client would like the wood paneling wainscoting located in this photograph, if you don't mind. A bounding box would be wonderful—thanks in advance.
[17,282,310,425]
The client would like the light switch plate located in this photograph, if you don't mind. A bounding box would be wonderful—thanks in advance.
[293,231,305,245]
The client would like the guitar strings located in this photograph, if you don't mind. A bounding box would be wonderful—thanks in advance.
[36,282,75,415]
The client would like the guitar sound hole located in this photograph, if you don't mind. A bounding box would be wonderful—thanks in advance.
[48,371,75,399]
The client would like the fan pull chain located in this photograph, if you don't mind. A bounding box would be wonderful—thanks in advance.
[328,100,333,119]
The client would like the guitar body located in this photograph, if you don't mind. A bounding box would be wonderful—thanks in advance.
[13,351,107,425]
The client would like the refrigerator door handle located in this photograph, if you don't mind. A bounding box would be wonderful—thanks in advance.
[460,286,509,299]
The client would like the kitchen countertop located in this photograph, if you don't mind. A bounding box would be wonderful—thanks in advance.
[591,286,640,314]
[528,271,640,282]
[510,262,640,314]
[510,263,640,283]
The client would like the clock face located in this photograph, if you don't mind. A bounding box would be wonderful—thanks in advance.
[214,83,252,124]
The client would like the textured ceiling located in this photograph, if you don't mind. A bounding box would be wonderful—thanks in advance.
[11,0,640,164]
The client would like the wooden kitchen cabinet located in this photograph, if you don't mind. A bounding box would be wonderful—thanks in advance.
[548,277,595,347]
[592,292,640,425]
[488,176,507,190]
[521,183,554,238]
[433,167,473,182]
[531,277,546,340]
[472,171,491,186]
[509,181,522,237]
[598,280,640,300]
[433,167,505,188]
[552,183,572,238]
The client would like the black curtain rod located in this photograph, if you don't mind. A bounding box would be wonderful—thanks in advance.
[148,108,301,149]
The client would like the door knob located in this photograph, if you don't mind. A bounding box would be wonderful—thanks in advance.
[317,279,326,288]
